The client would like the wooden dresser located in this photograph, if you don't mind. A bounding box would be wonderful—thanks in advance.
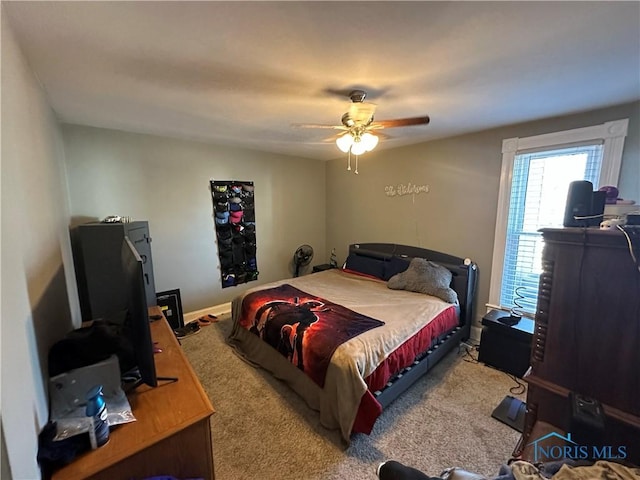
[515,228,640,463]
[52,306,215,480]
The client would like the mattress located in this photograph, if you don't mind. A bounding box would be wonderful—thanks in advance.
[228,268,459,442]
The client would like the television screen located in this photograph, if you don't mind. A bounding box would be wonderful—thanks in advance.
[121,236,157,388]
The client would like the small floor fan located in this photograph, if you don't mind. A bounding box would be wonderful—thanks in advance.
[293,244,314,277]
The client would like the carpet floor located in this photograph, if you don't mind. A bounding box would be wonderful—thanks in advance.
[181,314,524,480]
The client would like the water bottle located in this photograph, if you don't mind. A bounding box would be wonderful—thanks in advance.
[86,385,109,449]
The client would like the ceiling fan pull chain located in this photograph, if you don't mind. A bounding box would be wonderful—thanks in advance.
[347,150,352,171]
[355,155,359,175]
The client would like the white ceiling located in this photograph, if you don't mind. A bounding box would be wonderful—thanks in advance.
[5,1,640,161]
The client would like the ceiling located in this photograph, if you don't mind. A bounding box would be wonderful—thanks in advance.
[5,1,640,161]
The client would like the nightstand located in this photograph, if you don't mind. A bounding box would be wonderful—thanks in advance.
[478,309,534,378]
[312,264,335,273]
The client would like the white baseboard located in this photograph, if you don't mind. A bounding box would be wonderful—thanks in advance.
[184,302,232,324]
[470,324,482,344]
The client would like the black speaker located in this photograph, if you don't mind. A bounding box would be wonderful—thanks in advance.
[563,181,603,227]
[588,191,606,227]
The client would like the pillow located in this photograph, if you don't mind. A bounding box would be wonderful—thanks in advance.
[387,257,458,304]
[343,253,385,280]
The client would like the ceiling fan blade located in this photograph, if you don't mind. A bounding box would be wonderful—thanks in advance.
[369,130,392,140]
[370,116,430,129]
[291,123,347,130]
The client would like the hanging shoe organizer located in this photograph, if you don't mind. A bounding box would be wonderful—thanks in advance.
[210,180,258,288]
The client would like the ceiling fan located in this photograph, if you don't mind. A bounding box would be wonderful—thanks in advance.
[293,90,430,173]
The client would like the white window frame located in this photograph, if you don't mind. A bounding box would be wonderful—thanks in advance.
[488,118,629,312]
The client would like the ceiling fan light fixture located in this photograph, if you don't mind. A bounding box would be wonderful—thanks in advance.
[294,90,430,174]
[350,139,367,156]
[336,133,354,152]
[336,131,378,154]
[361,132,379,151]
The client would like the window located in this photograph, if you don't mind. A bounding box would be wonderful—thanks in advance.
[489,119,628,316]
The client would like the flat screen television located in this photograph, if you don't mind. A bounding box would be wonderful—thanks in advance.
[121,236,158,388]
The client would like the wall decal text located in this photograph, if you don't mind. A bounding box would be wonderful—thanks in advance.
[385,183,430,197]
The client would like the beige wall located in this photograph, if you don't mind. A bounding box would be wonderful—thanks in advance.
[326,101,640,325]
[1,9,79,478]
[62,125,327,312]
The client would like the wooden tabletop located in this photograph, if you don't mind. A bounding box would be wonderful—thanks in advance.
[52,306,215,480]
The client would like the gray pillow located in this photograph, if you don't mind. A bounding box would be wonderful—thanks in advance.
[387,258,458,304]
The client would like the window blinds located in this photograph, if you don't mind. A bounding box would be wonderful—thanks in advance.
[499,144,603,314]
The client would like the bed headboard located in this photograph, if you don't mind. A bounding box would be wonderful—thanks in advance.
[347,243,478,328]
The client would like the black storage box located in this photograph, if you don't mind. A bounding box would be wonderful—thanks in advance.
[478,309,534,378]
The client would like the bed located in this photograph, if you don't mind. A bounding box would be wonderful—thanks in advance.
[228,243,478,443]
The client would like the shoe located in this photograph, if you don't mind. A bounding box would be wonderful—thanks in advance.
[174,322,201,339]
[377,461,435,480]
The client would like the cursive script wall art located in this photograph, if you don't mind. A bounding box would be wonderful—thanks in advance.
[384,182,430,198]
